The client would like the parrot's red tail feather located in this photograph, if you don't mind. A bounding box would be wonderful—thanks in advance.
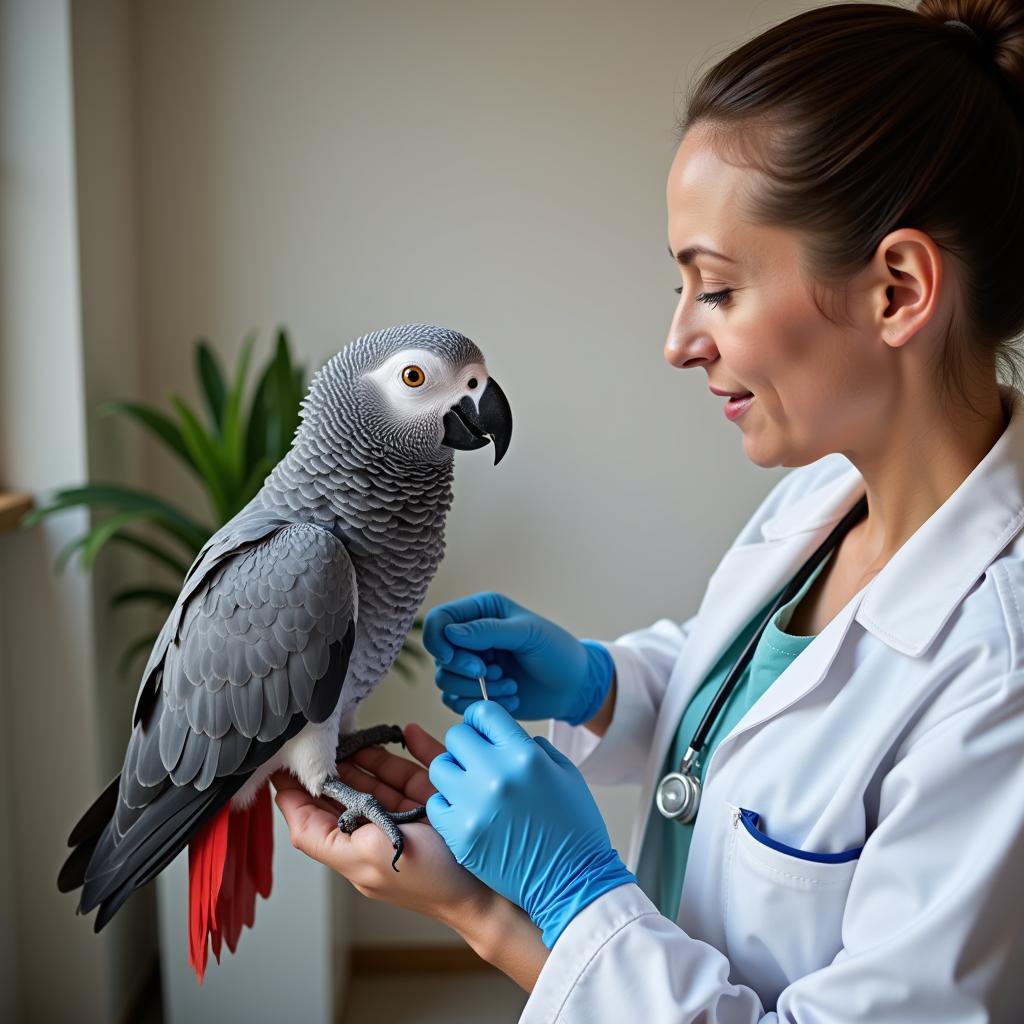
[187,784,274,983]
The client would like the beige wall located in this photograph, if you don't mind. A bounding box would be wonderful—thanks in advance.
[1,0,821,1017]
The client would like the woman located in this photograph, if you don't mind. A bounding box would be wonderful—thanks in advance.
[273,1,1024,1018]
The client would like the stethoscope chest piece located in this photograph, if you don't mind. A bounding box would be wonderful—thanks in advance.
[655,770,701,823]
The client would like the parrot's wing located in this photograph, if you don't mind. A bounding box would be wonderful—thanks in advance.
[130,501,289,728]
[65,520,357,930]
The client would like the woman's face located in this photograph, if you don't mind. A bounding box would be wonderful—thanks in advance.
[665,126,889,468]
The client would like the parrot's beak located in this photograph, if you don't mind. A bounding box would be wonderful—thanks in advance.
[441,377,513,465]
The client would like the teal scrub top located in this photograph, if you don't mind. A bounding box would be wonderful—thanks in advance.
[655,547,835,919]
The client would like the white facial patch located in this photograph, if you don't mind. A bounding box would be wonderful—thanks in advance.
[363,348,489,426]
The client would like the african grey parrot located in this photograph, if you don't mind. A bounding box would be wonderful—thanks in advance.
[57,323,512,982]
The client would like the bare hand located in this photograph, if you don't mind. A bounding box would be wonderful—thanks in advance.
[270,723,494,931]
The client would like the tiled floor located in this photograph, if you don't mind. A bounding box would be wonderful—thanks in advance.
[340,969,528,1024]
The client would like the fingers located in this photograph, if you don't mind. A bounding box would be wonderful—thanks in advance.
[270,769,347,816]
[425,791,451,827]
[463,699,532,747]
[436,656,505,684]
[442,615,533,654]
[422,592,514,664]
[436,651,504,682]
[428,750,468,797]
[443,718,498,768]
[436,659,520,716]
[273,782,350,866]
[404,722,446,767]
[533,735,575,769]
[335,760,417,813]
[435,668,517,699]
[345,745,437,807]
[273,782,414,886]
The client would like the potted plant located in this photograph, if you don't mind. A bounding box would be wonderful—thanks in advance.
[24,327,427,678]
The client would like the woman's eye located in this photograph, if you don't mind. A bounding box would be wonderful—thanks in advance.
[401,365,426,387]
[674,286,733,309]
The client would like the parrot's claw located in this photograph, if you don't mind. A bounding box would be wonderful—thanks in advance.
[335,723,406,761]
[329,724,423,869]
[321,776,427,871]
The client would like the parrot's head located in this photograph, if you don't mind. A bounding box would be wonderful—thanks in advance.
[301,323,513,470]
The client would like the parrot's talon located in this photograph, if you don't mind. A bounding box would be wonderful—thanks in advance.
[321,775,425,869]
[335,723,406,762]
[326,723,428,867]
[338,809,367,834]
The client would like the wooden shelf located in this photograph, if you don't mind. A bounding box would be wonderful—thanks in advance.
[0,490,33,535]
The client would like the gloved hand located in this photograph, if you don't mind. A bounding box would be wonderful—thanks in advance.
[426,700,635,948]
[421,591,615,725]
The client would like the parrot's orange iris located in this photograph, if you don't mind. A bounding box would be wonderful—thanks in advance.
[402,365,426,387]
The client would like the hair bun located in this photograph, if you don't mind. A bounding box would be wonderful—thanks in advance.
[918,0,1024,116]
[918,1,1022,65]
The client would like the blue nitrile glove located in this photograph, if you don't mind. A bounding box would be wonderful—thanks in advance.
[426,700,636,948]
[421,591,615,724]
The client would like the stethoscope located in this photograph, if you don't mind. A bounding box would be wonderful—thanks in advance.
[655,491,869,824]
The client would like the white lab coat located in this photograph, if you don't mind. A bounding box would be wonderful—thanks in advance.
[520,382,1024,1022]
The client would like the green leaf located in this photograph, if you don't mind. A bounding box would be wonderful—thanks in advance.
[82,512,167,571]
[222,330,257,495]
[54,528,192,576]
[54,532,91,573]
[245,354,278,470]
[53,510,197,573]
[272,331,301,455]
[110,585,179,610]
[99,401,196,473]
[26,484,211,551]
[118,632,160,679]
[196,340,227,433]
[238,456,275,504]
[109,531,193,577]
[169,394,231,523]
[20,506,46,529]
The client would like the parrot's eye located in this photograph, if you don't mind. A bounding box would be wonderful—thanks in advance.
[401,365,426,388]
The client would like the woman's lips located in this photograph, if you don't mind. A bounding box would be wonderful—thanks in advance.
[723,393,755,421]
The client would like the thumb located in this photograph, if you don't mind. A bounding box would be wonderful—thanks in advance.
[443,616,534,653]
[463,699,532,748]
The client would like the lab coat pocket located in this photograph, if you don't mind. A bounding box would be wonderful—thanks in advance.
[722,804,861,1009]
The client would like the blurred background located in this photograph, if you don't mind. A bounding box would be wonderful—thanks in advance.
[0,0,811,1020]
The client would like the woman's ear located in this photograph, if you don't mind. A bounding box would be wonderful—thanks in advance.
[872,228,943,349]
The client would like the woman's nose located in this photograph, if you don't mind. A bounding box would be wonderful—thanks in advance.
[664,307,718,370]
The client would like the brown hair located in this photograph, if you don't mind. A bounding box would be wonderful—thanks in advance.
[676,1,1024,416]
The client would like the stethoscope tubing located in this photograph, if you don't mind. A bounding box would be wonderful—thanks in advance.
[688,490,869,754]
[656,490,869,823]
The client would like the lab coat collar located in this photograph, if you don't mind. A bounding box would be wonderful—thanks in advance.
[759,382,1024,657]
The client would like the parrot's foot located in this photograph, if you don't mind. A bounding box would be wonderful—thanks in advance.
[335,723,407,761]
[321,776,427,871]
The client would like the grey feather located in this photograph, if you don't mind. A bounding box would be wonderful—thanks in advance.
[216,729,251,775]
[171,730,208,787]
[229,674,263,738]
[263,664,290,718]
[158,707,189,773]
